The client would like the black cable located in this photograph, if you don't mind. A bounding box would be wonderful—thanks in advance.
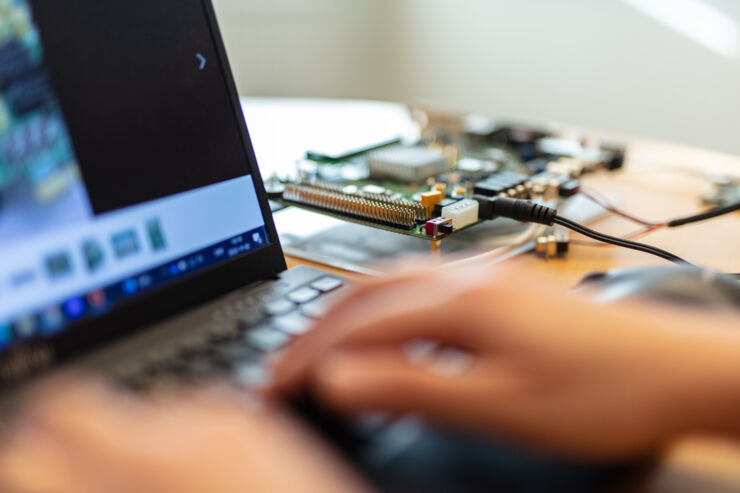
[579,188,740,229]
[552,216,687,265]
[474,195,740,278]
[667,200,740,228]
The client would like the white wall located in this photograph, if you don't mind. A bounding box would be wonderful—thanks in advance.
[212,0,392,99]
[213,0,740,157]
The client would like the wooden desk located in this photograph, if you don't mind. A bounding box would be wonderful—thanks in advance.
[286,137,740,492]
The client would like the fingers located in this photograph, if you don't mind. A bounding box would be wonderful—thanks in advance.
[268,286,488,395]
[310,348,502,428]
[269,261,560,397]
[0,424,85,493]
[0,376,140,493]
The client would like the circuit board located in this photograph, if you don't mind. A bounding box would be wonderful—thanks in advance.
[270,119,626,242]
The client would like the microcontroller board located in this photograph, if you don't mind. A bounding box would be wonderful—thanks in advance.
[269,117,626,243]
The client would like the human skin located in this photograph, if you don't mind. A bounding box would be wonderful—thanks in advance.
[269,262,740,459]
[0,381,372,493]
[2,262,740,492]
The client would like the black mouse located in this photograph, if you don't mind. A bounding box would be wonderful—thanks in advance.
[575,265,740,310]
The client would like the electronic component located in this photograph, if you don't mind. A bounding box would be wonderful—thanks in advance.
[536,236,557,258]
[367,145,445,182]
[455,158,498,181]
[536,138,625,172]
[530,171,575,200]
[362,184,387,195]
[535,226,569,258]
[305,138,401,162]
[438,223,454,235]
[601,144,626,171]
[453,187,467,197]
[425,217,452,236]
[441,199,479,229]
[473,171,531,198]
[433,182,447,195]
[703,176,740,207]
[433,198,459,217]
[420,190,443,217]
[558,179,580,198]
[282,181,426,229]
[547,158,585,178]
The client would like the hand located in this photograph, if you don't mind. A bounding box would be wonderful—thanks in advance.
[0,378,371,493]
[269,262,740,459]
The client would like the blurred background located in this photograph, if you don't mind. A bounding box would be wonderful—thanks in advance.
[212,0,740,156]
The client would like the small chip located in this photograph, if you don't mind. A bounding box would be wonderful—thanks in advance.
[367,145,446,182]
[558,179,580,198]
[421,190,443,217]
[362,184,386,195]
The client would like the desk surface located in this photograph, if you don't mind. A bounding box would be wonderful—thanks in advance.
[286,136,740,492]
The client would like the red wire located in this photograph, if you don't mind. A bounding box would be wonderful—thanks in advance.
[578,188,661,227]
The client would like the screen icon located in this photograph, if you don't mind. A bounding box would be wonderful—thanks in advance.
[111,230,140,259]
[63,297,85,320]
[146,218,167,251]
[195,52,206,70]
[0,322,12,350]
[39,306,64,335]
[252,231,263,245]
[122,278,138,295]
[87,289,107,310]
[82,239,105,272]
[45,251,73,279]
[138,274,153,289]
[13,315,36,339]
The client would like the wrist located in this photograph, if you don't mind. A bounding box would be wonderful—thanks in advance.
[668,328,740,438]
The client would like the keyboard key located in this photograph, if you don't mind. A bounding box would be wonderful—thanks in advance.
[146,374,182,393]
[311,277,343,293]
[185,357,220,378]
[301,297,332,319]
[207,323,241,343]
[287,287,320,304]
[271,312,313,336]
[264,299,295,316]
[177,332,211,356]
[143,346,178,367]
[234,362,269,388]
[113,361,148,382]
[217,344,259,365]
[246,327,290,352]
[237,309,264,329]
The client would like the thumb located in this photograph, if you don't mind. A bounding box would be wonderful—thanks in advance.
[311,348,493,426]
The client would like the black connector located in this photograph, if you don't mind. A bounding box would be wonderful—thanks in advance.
[473,195,557,225]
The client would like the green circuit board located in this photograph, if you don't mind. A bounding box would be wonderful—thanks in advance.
[271,122,626,241]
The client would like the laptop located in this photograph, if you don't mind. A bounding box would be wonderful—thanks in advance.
[0,1,641,491]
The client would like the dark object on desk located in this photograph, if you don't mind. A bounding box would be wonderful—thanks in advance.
[575,266,740,310]
[296,395,649,493]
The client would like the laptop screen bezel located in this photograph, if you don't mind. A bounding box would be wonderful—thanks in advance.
[0,0,287,382]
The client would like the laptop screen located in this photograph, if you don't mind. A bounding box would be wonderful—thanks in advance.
[0,0,270,351]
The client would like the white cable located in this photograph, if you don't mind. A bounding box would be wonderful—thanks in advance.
[447,223,545,267]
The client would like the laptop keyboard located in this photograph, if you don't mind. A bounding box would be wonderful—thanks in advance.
[112,275,345,391]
